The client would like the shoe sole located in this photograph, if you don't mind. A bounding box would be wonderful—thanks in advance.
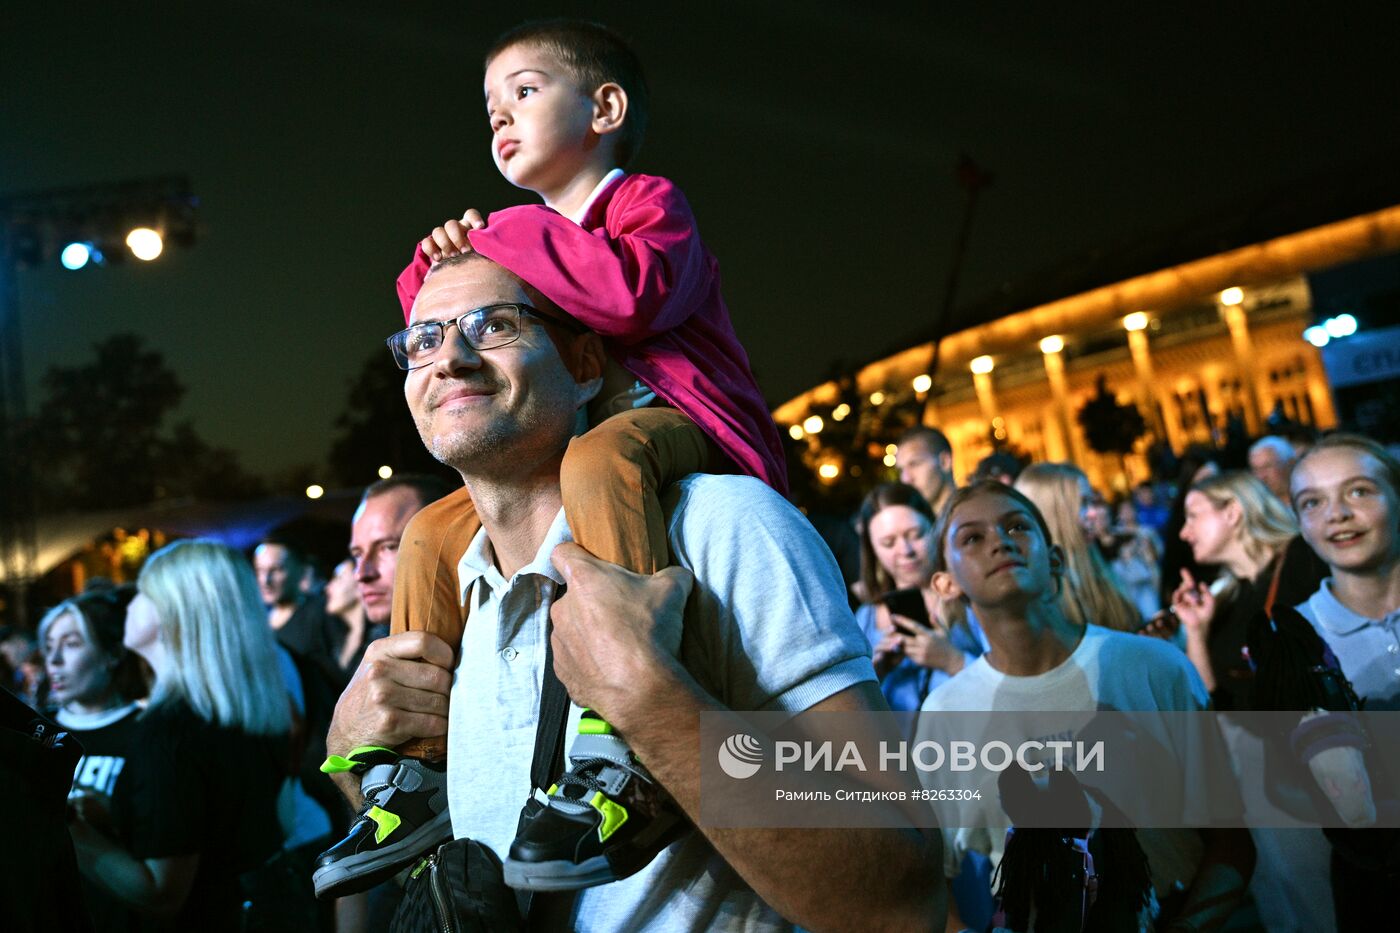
[502,817,690,892]
[312,809,455,899]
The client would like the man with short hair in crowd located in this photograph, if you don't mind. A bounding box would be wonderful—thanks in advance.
[1248,435,1297,502]
[339,474,451,671]
[324,253,943,930]
[896,425,956,514]
[254,534,342,684]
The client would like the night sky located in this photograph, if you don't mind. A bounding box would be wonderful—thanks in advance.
[5,2,1398,482]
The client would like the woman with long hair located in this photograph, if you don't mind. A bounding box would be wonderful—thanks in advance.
[67,540,291,930]
[854,482,979,712]
[1173,471,1328,709]
[1014,462,1142,633]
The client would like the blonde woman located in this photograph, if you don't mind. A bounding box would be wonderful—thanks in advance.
[1014,462,1141,633]
[68,539,291,930]
[1174,471,1329,709]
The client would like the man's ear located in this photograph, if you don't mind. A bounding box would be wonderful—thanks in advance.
[931,570,963,603]
[937,451,953,474]
[567,331,607,408]
[590,82,627,139]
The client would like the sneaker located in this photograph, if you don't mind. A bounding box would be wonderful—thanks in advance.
[312,747,453,899]
[503,717,689,891]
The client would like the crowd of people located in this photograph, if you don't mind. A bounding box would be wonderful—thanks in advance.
[5,15,1398,933]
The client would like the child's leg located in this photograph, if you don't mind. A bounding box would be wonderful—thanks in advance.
[389,485,480,761]
[560,406,716,578]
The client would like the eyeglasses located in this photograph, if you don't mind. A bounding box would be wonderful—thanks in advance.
[385,303,581,371]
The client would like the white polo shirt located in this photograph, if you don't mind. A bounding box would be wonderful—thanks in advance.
[445,473,876,932]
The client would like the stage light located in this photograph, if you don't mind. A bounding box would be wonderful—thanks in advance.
[788,424,805,440]
[882,453,897,467]
[832,403,851,421]
[817,461,840,480]
[1039,335,1064,354]
[1219,287,1244,306]
[377,465,394,479]
[1325,313,1358,338]
[60,242,94,270]
[126,227,163,261]
[802,415,824,435]
[912,374,933,393]
[869,391,885,406]
[970,355,994,374]
[1303,326,1329,348]
[1122,312,1149,332]
[305,484,325,499]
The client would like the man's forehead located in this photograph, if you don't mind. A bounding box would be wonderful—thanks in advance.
[352,488,422,541]
[411,261,527,324]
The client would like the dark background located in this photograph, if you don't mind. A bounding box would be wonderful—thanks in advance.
[5,1,1398,484]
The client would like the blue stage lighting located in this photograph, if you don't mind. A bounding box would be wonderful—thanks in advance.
[60,242,93,270]
[1302,325,1329,348]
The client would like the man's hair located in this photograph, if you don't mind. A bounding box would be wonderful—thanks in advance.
[855,482,934,601]
[486,19,649,168]
[361,473,453,511]
[1293,432,1400,503]
[897,425,953,460]
[256,532,305,567]
[1249,435,1296,463]
[932,480,1054,575]
[422,253,590,363]
[972,450,1024,484]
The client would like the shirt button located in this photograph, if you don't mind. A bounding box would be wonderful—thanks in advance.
[501,647,518,662]
[1389,644,1398,654]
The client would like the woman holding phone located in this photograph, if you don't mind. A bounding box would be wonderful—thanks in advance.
[855,482,981,712]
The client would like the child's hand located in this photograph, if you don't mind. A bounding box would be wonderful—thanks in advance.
[420,209,487,262]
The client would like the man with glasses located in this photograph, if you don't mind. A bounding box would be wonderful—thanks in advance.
[320,252,943,930]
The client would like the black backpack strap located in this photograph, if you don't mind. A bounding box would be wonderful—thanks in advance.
[521,587,577,927]
[532,610,571,792]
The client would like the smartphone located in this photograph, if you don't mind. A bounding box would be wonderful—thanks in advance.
[881,587,930,627]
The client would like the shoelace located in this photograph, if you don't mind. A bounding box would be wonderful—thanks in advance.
[553,758,615,800]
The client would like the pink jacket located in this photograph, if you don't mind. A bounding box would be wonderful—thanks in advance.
[395,173,788,495]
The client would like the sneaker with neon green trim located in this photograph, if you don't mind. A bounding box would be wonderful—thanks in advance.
[311,748,453,899]
[503,715,689,891]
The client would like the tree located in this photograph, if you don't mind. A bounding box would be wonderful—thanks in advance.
[1077,374,1147,459]
[25,334,264,511]
[328,352,458,488]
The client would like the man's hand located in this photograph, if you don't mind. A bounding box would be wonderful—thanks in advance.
[326,631,454,758]
[548,542,694,731]
[420,209,486,262]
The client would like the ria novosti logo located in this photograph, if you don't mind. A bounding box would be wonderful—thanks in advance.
[718,733,764,779]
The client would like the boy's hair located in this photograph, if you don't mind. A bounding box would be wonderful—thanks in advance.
[932,480,1055,574]
[486,19,649,168]
[1293,432,1400,504]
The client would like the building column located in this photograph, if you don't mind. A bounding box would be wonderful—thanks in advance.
[970,356,999,434]
[1038,336,1082,464]
[1123,313,1184,452]
[1219,289,1263,435]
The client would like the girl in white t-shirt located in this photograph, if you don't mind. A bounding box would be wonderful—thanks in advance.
[923,481,1254,933]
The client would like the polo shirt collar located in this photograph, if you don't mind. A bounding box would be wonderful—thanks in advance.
[1309,579,1375,636]
[457,507,573,605]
